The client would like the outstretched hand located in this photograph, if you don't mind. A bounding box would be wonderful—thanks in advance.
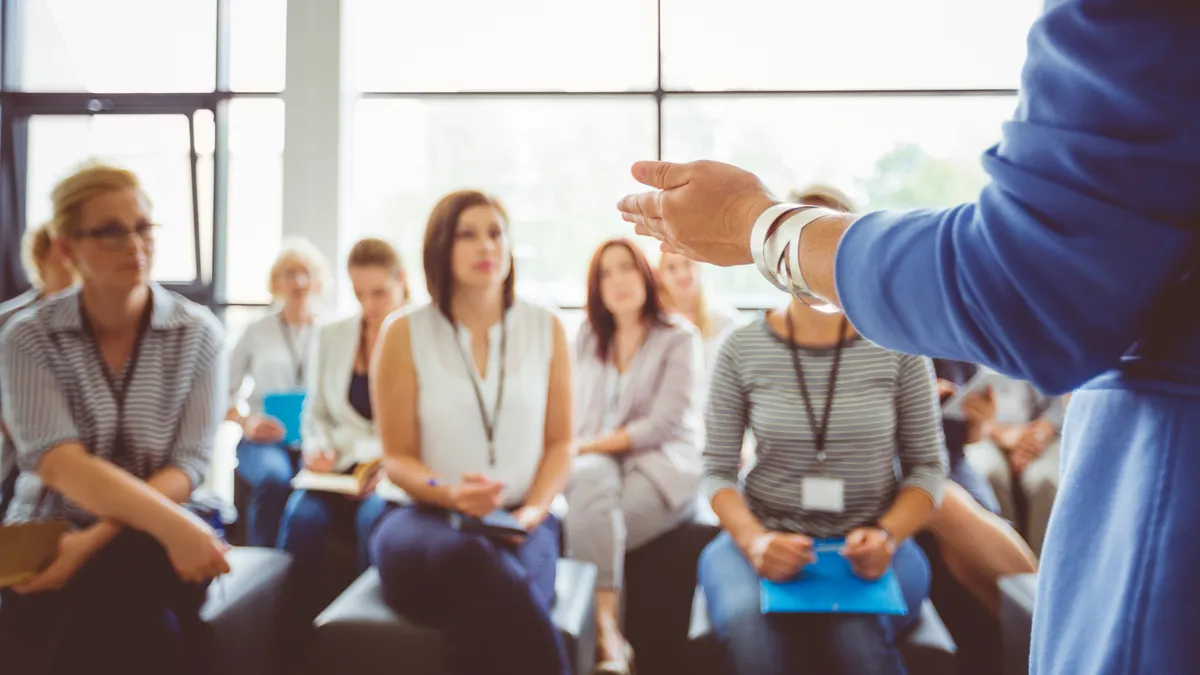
[616,160,778,267]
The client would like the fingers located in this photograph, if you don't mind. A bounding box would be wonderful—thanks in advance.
[842,528,869,554]
[630,160,692,190]
[616,191,664,223]
[461,472,488,484]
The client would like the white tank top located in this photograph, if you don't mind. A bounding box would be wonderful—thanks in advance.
[406,298,554,507]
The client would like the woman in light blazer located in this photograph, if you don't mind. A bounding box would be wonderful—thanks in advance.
[275,238,407,650]
[566,238,703,675]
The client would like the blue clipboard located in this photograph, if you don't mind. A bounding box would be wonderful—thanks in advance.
[262,391,306,447]
[760,538,907,615]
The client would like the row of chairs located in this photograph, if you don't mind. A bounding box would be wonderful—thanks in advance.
[8,519,1028,674]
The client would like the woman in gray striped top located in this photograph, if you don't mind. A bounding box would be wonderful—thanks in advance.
[698,295,947,675]
[0,164,230,675]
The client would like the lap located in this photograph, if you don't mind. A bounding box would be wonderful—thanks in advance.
[235,441,297,481]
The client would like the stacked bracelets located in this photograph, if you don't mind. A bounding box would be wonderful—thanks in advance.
[749,204,841,314]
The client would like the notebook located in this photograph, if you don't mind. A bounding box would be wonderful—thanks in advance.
[0,520,70,588]
[263,391,306,446]
[291,459,381,496]
[760,539,907,615]
[448,509,527,540]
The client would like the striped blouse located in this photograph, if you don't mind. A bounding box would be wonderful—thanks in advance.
[0,284,225,526]
[702,317,947,538]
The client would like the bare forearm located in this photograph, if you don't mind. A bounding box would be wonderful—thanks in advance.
[711,488,767,553]
[579,429,632,456]
[523,441,572,512]
[39,445,191,542]
[383,454,456,510]
[878,487,937,543]
[796,213,855,307]
[148,466,195,504]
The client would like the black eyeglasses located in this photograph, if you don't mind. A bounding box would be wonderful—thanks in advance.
[73,222,159,252]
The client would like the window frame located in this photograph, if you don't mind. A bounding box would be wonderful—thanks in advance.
[0,0,281,308]
[353,0,1021,310]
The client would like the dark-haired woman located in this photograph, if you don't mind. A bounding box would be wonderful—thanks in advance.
[369,191,574,675]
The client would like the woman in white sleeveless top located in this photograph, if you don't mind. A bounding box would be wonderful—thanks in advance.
[370,191,574,675]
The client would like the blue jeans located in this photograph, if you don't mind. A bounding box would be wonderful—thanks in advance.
[950,455,1002,515]
[698,532,930,675]
[370,505,569,675]
[234,440,297,547]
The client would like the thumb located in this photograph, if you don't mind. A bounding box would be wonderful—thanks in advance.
[631,161,691,190]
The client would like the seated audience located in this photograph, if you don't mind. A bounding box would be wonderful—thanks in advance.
[227,239,328,546]
[370,191,574,675]
[0,164,229,675]
[933,359,1002,514]
[657,251,742,371]
[965,374,1066,556]
[276,238,405,632]
[566,239,702,675]
[699,292,946,675]
[793,187,1036,647]
[0,223,77,518]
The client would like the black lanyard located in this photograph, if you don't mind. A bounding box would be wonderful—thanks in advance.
[32,296,152,518]
[453,318,508,468]
[277,313,309,387]
[785,307,849,469]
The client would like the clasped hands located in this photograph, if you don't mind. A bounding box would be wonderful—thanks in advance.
[445,473,545,543]
[744,527,895,582]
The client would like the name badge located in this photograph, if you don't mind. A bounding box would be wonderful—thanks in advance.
[802,476,845,513]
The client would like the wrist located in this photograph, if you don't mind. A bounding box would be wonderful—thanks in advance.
[872,521,899,549]
[733,524,768,555]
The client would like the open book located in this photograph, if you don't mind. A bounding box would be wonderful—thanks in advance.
[291,459,381,496]
[0,520,70,588]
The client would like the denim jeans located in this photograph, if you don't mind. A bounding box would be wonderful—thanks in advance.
[698,531,931,675]
[370,505,569,675]
[234,439,297,547]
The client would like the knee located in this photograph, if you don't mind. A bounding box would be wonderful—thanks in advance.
[568,455,622,494]
[282,492,330,531]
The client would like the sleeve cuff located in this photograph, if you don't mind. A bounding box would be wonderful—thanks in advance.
[902,472,946,507]
[171,456,210,490]
[14,436,82,472]
[701,475,741,504]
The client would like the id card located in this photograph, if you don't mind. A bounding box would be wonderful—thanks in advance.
[802,476,845,513]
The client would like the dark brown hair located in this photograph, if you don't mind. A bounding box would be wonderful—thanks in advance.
[585,239,668,360]
[347,237,410,301]
[422,190,515,319]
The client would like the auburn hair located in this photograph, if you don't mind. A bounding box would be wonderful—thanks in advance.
[422,190,515,319]
[585,239,668,360]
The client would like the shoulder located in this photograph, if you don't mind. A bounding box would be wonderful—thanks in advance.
[154,288,225,354]
[511,296,557,327]
[0,288,77,349]
[654,315,701,348]
[0,289,40,325]
[318,313,362,340]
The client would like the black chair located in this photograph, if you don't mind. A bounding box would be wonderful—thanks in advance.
[623,519,722,675]
[309,559,598,675]
[998,573,1037,675]
[203,547,293,675]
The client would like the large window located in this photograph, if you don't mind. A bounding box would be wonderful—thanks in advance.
[0,0,287,304]
[350,0,1041,308]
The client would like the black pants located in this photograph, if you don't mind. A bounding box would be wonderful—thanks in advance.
[0,530,211,675]
[0,468,16,520]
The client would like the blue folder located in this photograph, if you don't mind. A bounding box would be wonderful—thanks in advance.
[760,538,907,615]
[263,391,306,447]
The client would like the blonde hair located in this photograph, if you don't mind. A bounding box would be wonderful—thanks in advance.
[268,238,331,298]
[20,224,54,289]
[657,253,718,339]
[347,237,410,301]
[46,162,145,239]
[789,184,859,213]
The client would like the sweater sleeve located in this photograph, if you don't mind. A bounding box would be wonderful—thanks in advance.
[834,3,1200,395]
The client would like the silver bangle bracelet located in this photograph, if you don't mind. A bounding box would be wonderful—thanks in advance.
[771,207,841,314]
[749,203,803,294]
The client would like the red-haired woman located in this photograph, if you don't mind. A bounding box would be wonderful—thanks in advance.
[565,238,703,674]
